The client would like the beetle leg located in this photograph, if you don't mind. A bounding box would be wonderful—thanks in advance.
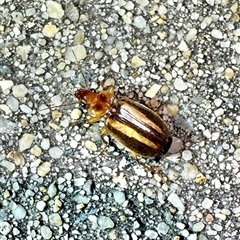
[99,127,110,155]
[88,116,102,124]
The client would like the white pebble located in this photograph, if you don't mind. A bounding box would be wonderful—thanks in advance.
[49,213,62,227]
[181,163,198,180]
[65,45,87,62]
[42,24,59,38]
[0,222,12,235]
[233,148,240,161]
[206,0,215,6]
[37,162,51,177]
[182,150,193,161]
[41,138,50,150]
[48,183,57,198]
[111,61,120,72]
[113,191,126,205]
[71,108,82,120]
[40,226,52,240]
[36,200,46,211]
[174,78,188,91]
[185,28,197,42]
[214,108,224,117]
[178,40,189,51]
[211,29,223,39]
[131,56,146,68]
[133,16,146,29]
[0,160,15,172]
[145,84,161,98]
[98,216,114,230]
[167,193,185,212]
[49,147,63,159]
[12,204,26,220]
[0,80,13,92]
[19,133,35,151]
[202,198,213,209]
[145,229,158,239]
[192,222,205,232]
[12,84,28,98]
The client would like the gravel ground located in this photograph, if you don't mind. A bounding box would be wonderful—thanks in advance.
[0,0,240,240]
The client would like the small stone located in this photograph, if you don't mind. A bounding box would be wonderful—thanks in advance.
[202,198,213,209]
[185,28,197,42]
[0,221,12,235]
[12,204,26,220]
[65,2,79,22]
[41,138,50,150]
[40,226,52,240]
[30,145,42,157]
[19,133,35,152]
[174,78,188,91]
[167,193,185,212]
[85,140,97,152]
[12,84,28,98]
[65,45,87,62]
[16,45,31,61]
[178,40,189,51]
[224,68,235,80]
[133,16,146,29]
[111,61,120,72]
[195,173,207,184]
[49,147,63,159]
[211,132,220,141]
[233,148,240,161]
[6,95,19,112]
[42,24,59,38]
[0,160,15,172]
[157,222,169,235]
[0,80,14,92]
[206,0,214,6]
[211,29,223,39]
[203,129,211,138]
[192,222,205,232]
[145,229,158,239]
[46,0,64,19]
[74,30,85,45]
[181,163,198,180]
[98,216,114,230]
[37,162,51,177]
[70,108,82,120]
[113,191,126,205]
[145,84,161,98]
[136,0,149,7]
[182,150,193,161]
[49,213,62,227]
[214,108,224,117]
[166,104,179,116]
[36,201,46,211]
[7,151,25,166]
[131,56,146,68]
[48,183,58,198]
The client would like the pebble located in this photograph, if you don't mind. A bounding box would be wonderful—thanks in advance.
[42,24,59,38]
[185,28,197,42]
[40,226,52,240]
[6,95,19,112]
[157,222,169,235]
[49,147,63,159]
[182,150,193,161]
[12,84,28,98]
[36,200,46,211]
[111,61,120,72]
[224,68,235,80]
[181,163,199,180]
[37,162,51,177]
[0,221,12,235]
[71,108,82,120]
[192,222,205,232]
[178,40,189,51]
[48,183,57,198]
[174,78,188,91]
[16,45,31,61]
[19,133,35,152]
[133,16,146,29]
[7,151,25,166]
[202,198,214,209]
[0,160,15,172]
[65,2,79,22]
[98,216,114,230]
[49,213,62,227]
[85,140,97,152]
[211,29,223,39]
[145,84,161,98]
[30,145,42,157]
[166,104,179,116]
[167,193,185,212]
[145,229,158,239]
[65,45,87,62]
[233,148,240,161]
[131,56,146,68]
[41,138,50,150]
[113,191,126,205]
[206,0,215,6]
[12,204,26,220]
[46,0,64,19]
[0,80,13,92]
[214,108,224,117]
[136,0,149,7]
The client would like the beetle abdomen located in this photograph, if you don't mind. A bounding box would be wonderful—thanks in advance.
[105,98,172,157]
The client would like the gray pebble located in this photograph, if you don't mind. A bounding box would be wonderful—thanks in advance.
[40,225,52,240]
[6,95,19,112]
[167,193,185,212]
[113,191,126,205]
[145,229,158,239]
[0,160,15,172]
[157,222,169,235]
[73,194,90,204]
[133,16,146,29]
[98,216,114,230]
[12,204,26,220]
[47,183,57,198]
[48,147,63,159]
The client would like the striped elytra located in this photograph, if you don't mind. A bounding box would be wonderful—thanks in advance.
[75,87,172,160]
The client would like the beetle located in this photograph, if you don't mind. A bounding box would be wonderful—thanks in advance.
[75,84,172,174]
